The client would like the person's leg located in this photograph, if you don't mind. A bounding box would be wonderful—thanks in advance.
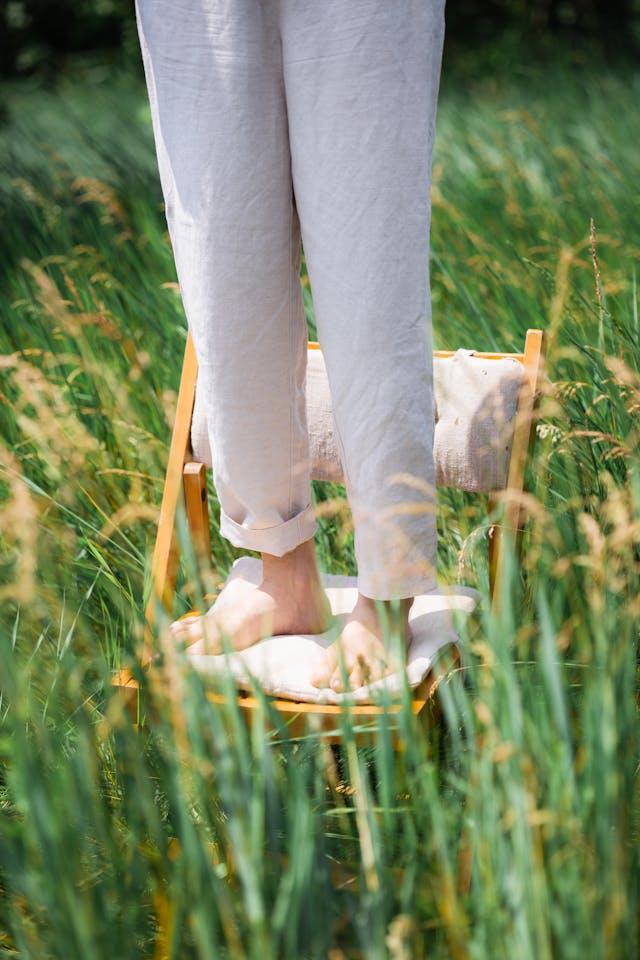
[135,0,331,651]
[281,0,445,688]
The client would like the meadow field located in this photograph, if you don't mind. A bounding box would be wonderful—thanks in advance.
[0,47,639,958]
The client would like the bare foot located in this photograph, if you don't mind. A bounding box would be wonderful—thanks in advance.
[310,594,412,692]
[172,539,333,655]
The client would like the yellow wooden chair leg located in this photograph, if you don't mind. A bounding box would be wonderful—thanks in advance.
[184,461,212,562]
[142,336,199,660]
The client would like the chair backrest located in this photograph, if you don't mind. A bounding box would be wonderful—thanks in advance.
[189,337,542,494]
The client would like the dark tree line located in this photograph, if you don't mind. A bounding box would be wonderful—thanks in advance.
[445,0,640,52]
[1,0,133,77]
[1,0,639,78]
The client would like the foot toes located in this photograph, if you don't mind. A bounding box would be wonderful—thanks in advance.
[349,660,368,691]
[168,613,222,655]
[309,666,330,688]
[170,616,199,637]
[329,654,384,693]
[186,628,222,656]
[328,662,365,693]
[310,646,340,689]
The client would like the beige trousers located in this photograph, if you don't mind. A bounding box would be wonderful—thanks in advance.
[136,0,445,599]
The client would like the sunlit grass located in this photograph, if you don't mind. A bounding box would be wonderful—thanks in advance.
[0,53,638,958]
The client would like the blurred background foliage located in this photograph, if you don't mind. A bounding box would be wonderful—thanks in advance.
[1,0,639,79]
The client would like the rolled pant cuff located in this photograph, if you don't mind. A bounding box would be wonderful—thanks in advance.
[220,504,318,557]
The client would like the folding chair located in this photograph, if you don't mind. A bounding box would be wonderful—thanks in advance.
[113,329,545,735]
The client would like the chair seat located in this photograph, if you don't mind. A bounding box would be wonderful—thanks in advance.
[187,557,479,705]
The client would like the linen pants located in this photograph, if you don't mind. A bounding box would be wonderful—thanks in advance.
[136,0,445,600]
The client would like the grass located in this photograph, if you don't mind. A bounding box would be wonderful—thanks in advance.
[0,47,639,958]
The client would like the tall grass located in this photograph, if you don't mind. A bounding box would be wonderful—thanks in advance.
[0,51,638,958]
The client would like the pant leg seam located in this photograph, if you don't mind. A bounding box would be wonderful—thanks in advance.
[287,184,295,530]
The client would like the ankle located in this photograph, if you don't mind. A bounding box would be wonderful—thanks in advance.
[261,538,321,587]
[355,593,412,613]
[354,593,412,634]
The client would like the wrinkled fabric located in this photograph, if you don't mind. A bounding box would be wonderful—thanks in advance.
[136,0,445,598]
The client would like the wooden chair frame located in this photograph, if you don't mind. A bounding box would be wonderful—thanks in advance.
[113,329,545,736]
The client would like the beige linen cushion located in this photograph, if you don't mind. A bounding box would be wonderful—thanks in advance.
[190,347,524,493]
[189,557,479,704]
[433,350,523,491]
